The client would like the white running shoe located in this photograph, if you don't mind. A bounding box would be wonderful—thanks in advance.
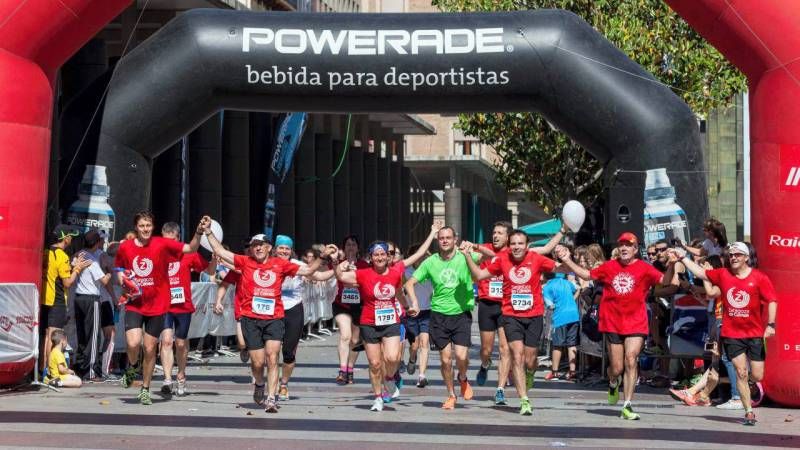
[370,397,384,412]
[176,379,187,396]
[716,399,743,410]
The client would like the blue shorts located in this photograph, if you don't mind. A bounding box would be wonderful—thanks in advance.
[164,312,192,340]
[405,310,431,341]
[552,322,579,347]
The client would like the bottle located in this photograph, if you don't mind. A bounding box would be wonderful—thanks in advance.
[643,168,690,247]
[65,165,116,240]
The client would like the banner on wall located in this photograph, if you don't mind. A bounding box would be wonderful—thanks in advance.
[263,112,307,241]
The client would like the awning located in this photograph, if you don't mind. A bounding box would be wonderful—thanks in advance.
[519,218,561,235]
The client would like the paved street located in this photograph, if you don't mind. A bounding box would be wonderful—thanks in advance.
[2,325,798,450]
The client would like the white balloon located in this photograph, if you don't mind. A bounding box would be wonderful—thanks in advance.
[200,219,223,252]
[561,200,586,233]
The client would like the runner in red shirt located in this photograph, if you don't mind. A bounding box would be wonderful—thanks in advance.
[331,235,370,385]
[159,222,214,397]
[556,232,669,420]
[466,230,557,415]
[214,242,252,364]
[203,221,338,414]
[114,211,209,405]
[669,242,778,425]
[474,221,564,406]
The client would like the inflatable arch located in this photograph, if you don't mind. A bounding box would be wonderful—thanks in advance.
[666,0,800,407]
[1,3,796,407]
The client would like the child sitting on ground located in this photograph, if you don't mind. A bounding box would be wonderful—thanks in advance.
[543,266,580,381]
[45,329,82,388]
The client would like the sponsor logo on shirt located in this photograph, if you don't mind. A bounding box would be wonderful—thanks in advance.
[373,282,396,300]
[132,256,154,277]
[440,268,459,288]
[508,266,532,284]
[168,261,181,277]
[611,272,635,295]
[726,287,750,309]
[253,269,277,287]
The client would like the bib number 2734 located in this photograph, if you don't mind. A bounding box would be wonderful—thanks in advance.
[511,293,533,311]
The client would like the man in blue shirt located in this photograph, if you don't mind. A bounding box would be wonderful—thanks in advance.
[543,268,579,380]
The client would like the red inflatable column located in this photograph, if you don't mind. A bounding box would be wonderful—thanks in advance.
[667,0,800,406]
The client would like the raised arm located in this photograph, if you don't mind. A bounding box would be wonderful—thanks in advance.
[297,244,338,277]
[200,217,235,265]
[184,215,210,254]
[402,220,443,267]
[530,225,566,255]
[334,260,357,285]
[555,245,592,280]
[667,248,708,281]
[461,241,493,281]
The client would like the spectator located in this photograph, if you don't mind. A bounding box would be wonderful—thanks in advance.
[40,224,91,370]
[45,329,82,388]
[72,230,113,381]
[684,218,727,258]
[543,266,579,381]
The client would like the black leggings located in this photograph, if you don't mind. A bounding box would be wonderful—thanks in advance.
[282,303,305,364]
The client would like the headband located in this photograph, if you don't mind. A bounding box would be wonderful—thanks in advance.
[368,242,389,255]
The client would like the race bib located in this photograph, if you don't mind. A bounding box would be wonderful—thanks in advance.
[489,281,503,298]
[170,287,185,304]
[252,297,276,316]
[511,293,533,311]
[342,287,361,304]
[375,307,397,326]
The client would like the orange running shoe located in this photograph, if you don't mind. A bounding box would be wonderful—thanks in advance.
[442,395,457,409]
[460,378,474,400]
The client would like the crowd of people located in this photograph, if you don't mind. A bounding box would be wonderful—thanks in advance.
[40,212,777,425]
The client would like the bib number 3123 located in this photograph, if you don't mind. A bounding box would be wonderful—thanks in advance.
[252,297,276,316]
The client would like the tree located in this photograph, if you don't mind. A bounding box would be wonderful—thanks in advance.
[433,0,747,215]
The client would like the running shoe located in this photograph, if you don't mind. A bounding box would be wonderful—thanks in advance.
[138,387,152,406]
[525,369,535,390]
[695,395,711,407]
[682,393,700,406]
[608,382,620,406]
[336,371,347,385]
[347,372,354,384]
[382,386,393,403]
[239,349,250,364]
[121,365,139,389]
[441,395,457,410]
[544,371,560,381]
[743,411,757,426]
[620,405,640,420]
[370,396,384,412]
[669,388,692,403]
[476,360,491,386]
[416,376,428,388]
[265,398,278,413]
[407,358,417,375]
[176,379,187,397]
[716,399,743,410]
[253,383,266,406]
[494,388,507,406]
[392,376,403,399]
[519,397,532,416]
[459,377,474,400]
[278,384,289,401]
[562,371,576,382]
[160,380,173,396]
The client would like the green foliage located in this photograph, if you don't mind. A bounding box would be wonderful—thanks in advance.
[433,0,747,214]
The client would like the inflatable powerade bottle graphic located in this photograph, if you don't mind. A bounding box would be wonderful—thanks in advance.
[643,168,690,247]
[66,165,116,240]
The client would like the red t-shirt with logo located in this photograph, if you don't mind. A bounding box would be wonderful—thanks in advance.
[167,252,209,314]
[706,268,778,339]
[590,259,663,335]
[234,255,299,320]
[222,270,243,320]
[334,259,370,309]
[115,237,185,316]
[486,251,555,318]
[477,244,508,302]
[356,262,405,326]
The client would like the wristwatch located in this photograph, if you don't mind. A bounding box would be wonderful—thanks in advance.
[767,322,776,329]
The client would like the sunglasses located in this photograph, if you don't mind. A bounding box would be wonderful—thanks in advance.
[647,252,657,257]
[655,247,668,253]
[728,253,746,259]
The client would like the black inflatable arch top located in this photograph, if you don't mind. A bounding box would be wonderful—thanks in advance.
[98,9,706,230]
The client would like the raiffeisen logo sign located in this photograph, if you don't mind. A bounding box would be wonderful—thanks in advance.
[242,28,508,55]
[767,233,800,251]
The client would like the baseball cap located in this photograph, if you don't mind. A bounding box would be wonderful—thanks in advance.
[727,241,750,256]
[249,234,271,245]
[617,232,639,246]
[52,224,80,242]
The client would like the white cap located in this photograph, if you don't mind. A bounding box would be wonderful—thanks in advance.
[727,242,750,256]
[249,234,270,245]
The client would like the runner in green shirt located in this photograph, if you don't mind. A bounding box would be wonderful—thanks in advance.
[405,226,493,410]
